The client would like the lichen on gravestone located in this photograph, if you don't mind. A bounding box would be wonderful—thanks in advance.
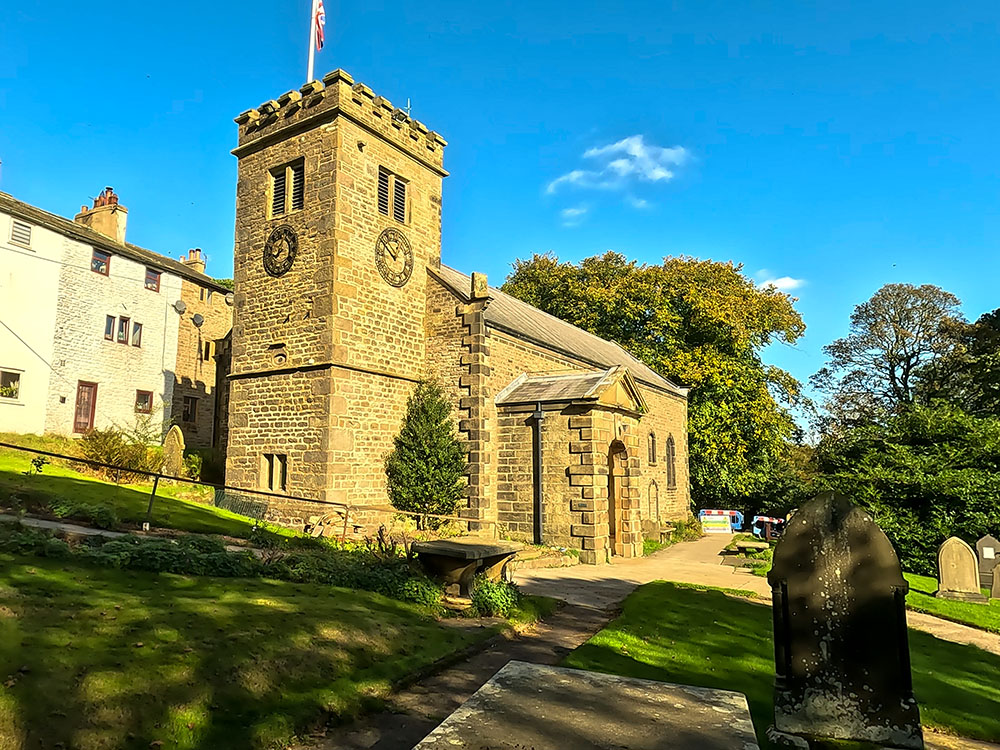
[767,491,923,750]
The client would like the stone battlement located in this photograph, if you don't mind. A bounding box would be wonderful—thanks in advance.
[232,69,447,173]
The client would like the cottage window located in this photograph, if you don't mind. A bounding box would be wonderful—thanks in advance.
[92,250,110,275]
[262,453,288,492]
[134,390,153,414]
[10,220,31,248]
[378,167,407,223]
[104,315,115,341]
[144,268,161,292]
[666,435,677,489]
[182,396,198,422]
[0,370,21,400]
[117,317,130,344]
[132,322,143,348]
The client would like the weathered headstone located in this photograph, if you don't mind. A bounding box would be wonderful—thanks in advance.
[993,569,1000,601]
[162,425,185,478]
[767,491,923,749]
[976,534,999,591]
[936,536,987,602]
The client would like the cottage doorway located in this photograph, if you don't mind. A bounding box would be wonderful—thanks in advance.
[607,440,627,557]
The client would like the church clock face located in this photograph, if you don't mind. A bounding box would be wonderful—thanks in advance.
[374,227,414,287]
[263,225,297,277]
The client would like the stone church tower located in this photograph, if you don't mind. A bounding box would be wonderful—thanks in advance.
[226,69,448,514]
[226,68,691,561]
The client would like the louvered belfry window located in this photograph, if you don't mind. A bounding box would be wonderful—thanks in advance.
[393,179,406,223]
[269,159,304,217]
[290,162,305,211]
[378,167,407,224]
[377,168,391,215]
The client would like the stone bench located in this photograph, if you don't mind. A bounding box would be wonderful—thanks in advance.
[411,537,523,597]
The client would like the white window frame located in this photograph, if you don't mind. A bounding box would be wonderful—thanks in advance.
[0,368,23,402]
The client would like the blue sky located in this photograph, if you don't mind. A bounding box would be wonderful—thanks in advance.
[2,1,999,394]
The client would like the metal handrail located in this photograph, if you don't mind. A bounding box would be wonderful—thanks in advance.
[0,441,498,538]
[0,440,348,509]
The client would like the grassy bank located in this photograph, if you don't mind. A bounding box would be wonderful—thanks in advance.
[0,441,290,540]
[0,553,496,749]
[903,572,1000,634]
[564,581,1000,748]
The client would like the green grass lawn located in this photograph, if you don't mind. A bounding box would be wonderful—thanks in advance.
[0,553,493,750]
[564,582,1000,749]
[0,445,292,540]
[903,572,1000,634]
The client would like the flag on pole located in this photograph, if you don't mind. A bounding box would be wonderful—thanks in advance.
[315,0,326,51]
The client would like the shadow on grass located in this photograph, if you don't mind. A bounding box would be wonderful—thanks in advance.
[561,582,1000,750]
[0,553,483,750]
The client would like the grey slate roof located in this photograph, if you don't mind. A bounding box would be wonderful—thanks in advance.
[432,265,686,396]
[496,369,615,405]
[0,192,230,292]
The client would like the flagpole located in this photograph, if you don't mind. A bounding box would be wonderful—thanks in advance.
[306,0,318,82]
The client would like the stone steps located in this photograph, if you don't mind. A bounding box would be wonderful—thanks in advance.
[511,548,580,571]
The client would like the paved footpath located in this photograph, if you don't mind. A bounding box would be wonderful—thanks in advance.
[516,535,1000,750]
[295,604,610,749]
[516,533,1000,657]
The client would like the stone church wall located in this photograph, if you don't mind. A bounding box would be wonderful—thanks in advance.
[225,369,332,499]
[637,389,691,522]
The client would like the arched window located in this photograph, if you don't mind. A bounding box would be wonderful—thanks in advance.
[666,435,677,489]
[648,481,659,520]
[648,432,657,464]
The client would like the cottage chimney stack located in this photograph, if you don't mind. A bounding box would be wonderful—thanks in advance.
[181,248,207,274]
[73,186,128,244]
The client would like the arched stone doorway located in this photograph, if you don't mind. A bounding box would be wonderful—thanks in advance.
[608,440,628,557]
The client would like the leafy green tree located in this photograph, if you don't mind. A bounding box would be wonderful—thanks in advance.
[384,381,467,528]
[918,309,1000,417]
[502,251,807,507]
[811,283,963,426]
[814,403,1000,574]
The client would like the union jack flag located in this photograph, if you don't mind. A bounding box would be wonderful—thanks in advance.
[315,0,326,51]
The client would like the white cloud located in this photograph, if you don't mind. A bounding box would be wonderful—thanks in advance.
[756,269,806,292]
[546,135,689,195]
[559,205,588,227]
[626,196,650,209]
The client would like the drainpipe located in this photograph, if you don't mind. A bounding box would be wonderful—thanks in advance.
[532,401,544,545]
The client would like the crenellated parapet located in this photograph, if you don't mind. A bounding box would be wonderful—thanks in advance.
[232,69,447,174]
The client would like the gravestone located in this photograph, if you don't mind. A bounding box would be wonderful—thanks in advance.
[767,492,923,749]
[976,534,999,591]
[936,537,987,602]
[162,425,185,478]
[994,570,1000,601]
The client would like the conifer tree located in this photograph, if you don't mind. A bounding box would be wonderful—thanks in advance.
[384,381,467,528]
